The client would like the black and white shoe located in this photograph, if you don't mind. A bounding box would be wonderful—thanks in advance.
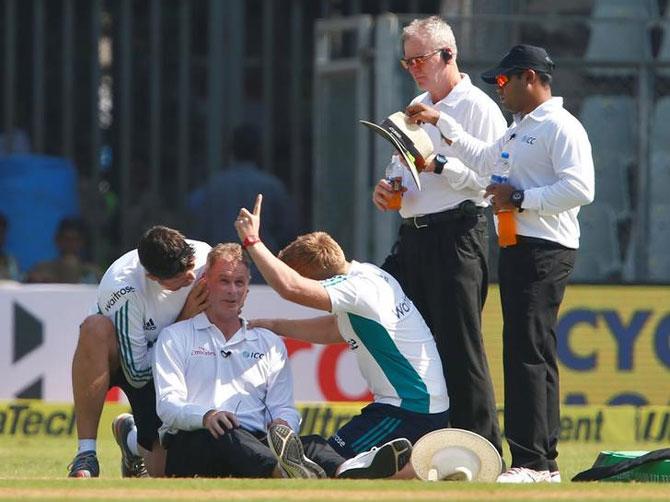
[337,438,412,479]
[112,413,149,478]
[268,423,327,479]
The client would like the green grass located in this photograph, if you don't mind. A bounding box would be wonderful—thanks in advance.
[1,434,669,501]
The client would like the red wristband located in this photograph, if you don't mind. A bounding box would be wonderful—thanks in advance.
[242,235,261,249]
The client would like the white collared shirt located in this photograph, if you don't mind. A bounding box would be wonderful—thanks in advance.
[437,97,595,249]
[399,74,507,218]
[153,313,301,438]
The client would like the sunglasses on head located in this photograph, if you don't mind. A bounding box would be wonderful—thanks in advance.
[400,48,442,70]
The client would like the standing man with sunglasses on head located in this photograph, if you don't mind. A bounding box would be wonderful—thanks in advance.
[406,44,594,483]
[372,16,506,458]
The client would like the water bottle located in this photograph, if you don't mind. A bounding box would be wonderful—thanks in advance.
[385,156,404,210]
[491,152,517,247]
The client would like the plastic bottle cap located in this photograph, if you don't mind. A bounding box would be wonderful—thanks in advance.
[501,151,510,159]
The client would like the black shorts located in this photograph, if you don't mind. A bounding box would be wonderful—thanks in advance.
[109,369,162,451]
[328,402,450,458]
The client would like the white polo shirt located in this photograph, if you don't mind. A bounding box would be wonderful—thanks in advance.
[95,240,211,388]
[323,261,449,414]
[153,313,301,437]
[399,74,507,218]
[438,97,595,249]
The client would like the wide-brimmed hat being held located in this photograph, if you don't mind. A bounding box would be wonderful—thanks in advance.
[360,111,434,190]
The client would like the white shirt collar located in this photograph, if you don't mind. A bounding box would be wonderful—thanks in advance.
[430,73,474,108]
[192,312,258,341]
[514,96,564,124]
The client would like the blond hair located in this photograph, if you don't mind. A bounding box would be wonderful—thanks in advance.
[207,243,251,276]
[278,232,346,280]
[402,16,458,57]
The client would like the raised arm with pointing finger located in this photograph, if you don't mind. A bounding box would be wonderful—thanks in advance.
[235,193,451,466]
[234,194,332,312]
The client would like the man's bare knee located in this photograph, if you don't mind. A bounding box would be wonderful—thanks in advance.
[80,315,115,340]
[79,315,116,348]
[76,315,118,367]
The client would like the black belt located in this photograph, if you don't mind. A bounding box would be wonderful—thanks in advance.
[402,201,483,229]
[515,235,571,250]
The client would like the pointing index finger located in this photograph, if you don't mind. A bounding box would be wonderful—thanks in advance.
[253,194,263,216]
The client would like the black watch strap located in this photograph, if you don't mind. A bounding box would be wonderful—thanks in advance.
[511,189,525,210]
[434,154,447,175]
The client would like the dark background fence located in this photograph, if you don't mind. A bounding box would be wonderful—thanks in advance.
[1,0,669,283]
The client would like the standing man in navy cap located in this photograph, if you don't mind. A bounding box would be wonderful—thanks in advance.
[405,44,594,483]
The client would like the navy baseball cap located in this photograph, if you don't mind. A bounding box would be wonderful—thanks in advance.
[481,44,555,84]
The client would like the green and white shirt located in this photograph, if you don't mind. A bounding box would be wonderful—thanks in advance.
[94,240,211,388]
[323,261,449,414]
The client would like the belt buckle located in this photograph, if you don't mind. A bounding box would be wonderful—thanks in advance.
[413,216,428,229]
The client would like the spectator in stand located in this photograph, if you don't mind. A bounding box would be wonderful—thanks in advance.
[25,217,101,284]
[0,213,20,281]
[188,123,299,282]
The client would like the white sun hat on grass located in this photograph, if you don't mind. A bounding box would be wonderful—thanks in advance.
[411,428,502,482]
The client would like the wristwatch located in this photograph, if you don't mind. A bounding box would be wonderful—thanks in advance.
[433,154,448,175]
[511,189,525,209]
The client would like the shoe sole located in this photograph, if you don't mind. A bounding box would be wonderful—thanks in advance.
[111,413,136,478]
[111,413,133,449]
[338,439,412,479]
[269,425,327,479]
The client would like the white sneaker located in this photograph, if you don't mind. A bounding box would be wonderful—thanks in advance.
[550,470,561,483]
[496,467,551,483]
[337,438,412,479]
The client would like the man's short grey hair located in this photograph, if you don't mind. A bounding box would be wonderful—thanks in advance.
[402,16,458,57]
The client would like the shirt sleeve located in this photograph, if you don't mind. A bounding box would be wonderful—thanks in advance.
[321,274,376,318]
[101,287,152,389]
[437,111,507,178]
[263,337,301,433]
[153,326,211,430]
[522,122,595,214]
[434,97,508,189]
[438,155,489,191]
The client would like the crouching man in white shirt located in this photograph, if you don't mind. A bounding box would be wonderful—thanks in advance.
[153,243,410,478]
[235,197,451,480]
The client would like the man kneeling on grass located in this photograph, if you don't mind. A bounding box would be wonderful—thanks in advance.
[235,196,450,471]
[153,243,410,478]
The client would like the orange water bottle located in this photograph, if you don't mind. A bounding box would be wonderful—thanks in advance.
[385,156,404,210]
[496,209,517,247]
[491,153,517,247]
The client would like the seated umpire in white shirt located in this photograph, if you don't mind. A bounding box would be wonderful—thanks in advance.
[153,243,411,479]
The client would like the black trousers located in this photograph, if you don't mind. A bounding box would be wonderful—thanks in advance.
[498,238,576,471]
[165,428,344,478]
[382,210,502,454]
